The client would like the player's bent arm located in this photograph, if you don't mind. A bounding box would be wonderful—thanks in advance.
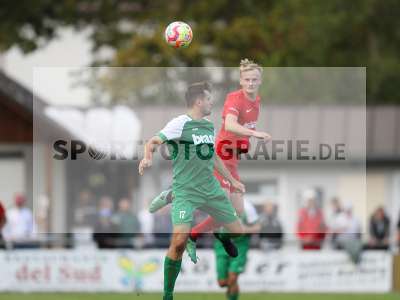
[214,155,245,193]
[225,114,255,137]
[214,154,236,183]
[225,114,272,141]
[139,135,163,175]
[144,135,163,160]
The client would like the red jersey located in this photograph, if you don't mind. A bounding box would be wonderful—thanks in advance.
[216,89,260,153]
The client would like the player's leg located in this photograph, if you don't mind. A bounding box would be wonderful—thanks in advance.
[189,167,233,241]
[221,219,243,234]
[226,237,250,300]
[204,190,244,257]
[163,195,195,300]
[227,272,240,300]
[227,159,244,215]
[214,242,229,288]
[163,224,190,300]
[189,185,229,240]
[148,188,174,213]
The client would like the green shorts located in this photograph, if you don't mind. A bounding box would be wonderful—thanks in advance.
[214,236,250,279]
[171,188,238,225]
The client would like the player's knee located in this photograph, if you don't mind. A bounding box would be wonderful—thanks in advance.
[227,274,238,286]
[236,223,244,235]
[218,279,227,287]
[171,238,187,254]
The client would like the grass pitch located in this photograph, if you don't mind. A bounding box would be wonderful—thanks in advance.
[0,293,397,300]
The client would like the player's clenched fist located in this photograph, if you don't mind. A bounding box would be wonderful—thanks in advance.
[138,158,152,175]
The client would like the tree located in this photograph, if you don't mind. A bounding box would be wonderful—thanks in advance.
[0,0,398,104]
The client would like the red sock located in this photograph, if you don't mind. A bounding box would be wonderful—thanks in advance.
[190,217,221,240]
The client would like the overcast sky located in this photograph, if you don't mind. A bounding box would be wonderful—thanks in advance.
[3,28,92,107]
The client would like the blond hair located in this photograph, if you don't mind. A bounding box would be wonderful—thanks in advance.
[239,58,263,75]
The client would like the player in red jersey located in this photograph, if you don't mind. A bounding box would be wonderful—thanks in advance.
[148,59,271,262]
[188,59,270,245]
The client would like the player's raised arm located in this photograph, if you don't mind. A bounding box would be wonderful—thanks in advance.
[225,113,271,141]
[138,135,163,175]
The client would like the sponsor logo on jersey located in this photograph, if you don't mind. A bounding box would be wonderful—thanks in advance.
[192,134,215,145]
[243,121,257,129]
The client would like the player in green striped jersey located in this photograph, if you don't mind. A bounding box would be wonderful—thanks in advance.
[139,82,245,300]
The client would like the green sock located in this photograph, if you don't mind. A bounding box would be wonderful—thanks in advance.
[163,256,182,300]
[228,293,239,300]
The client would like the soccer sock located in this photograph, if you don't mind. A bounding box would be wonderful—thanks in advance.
[228,293,239,300]
[163,256,182,300]
[190,217,221,240]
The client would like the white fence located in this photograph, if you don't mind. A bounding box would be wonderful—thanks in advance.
[0,250,392,293]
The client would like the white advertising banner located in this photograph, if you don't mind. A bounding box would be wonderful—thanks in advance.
[0,250,392,292]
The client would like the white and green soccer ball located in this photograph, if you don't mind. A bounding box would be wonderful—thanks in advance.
[165,21,193,48]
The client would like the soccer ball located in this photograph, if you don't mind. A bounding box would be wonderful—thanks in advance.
[165,21,193,48]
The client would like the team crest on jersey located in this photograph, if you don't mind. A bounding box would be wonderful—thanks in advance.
[192,134,215,145]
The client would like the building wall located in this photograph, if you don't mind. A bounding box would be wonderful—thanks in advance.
[0,99,32,143]
[0,146,25,207]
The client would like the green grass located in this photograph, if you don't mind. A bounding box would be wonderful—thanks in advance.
[0,293,397,300]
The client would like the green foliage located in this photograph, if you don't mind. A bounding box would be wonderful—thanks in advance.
[0,0,398,104]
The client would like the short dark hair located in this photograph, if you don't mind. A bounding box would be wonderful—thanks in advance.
[185,81,211,107]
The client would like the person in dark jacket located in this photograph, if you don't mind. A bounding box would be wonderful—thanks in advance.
[367,206,390,250]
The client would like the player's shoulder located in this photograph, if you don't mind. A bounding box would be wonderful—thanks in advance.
[167,114,192,125]
[226,89,243,100]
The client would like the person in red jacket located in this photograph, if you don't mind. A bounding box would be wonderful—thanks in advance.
[0,201,6,229]
[297,190,326,250]
[0,201,6,248]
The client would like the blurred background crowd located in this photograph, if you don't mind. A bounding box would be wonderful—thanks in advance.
[0,190,398,254]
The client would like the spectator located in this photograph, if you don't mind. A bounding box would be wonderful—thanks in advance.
[259,202,284,250]
[73,189,97,228]
[138,200,155,247]
[330,202,362,264]
[397,213,400,249]
[297,189,326,250]
[329,197,342,247]
[113,197,140,248]
[367,206,390,250]
[153,206,173,248]
[92,196,117,249]
[2,194,38,248]
[0,201,6,248]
